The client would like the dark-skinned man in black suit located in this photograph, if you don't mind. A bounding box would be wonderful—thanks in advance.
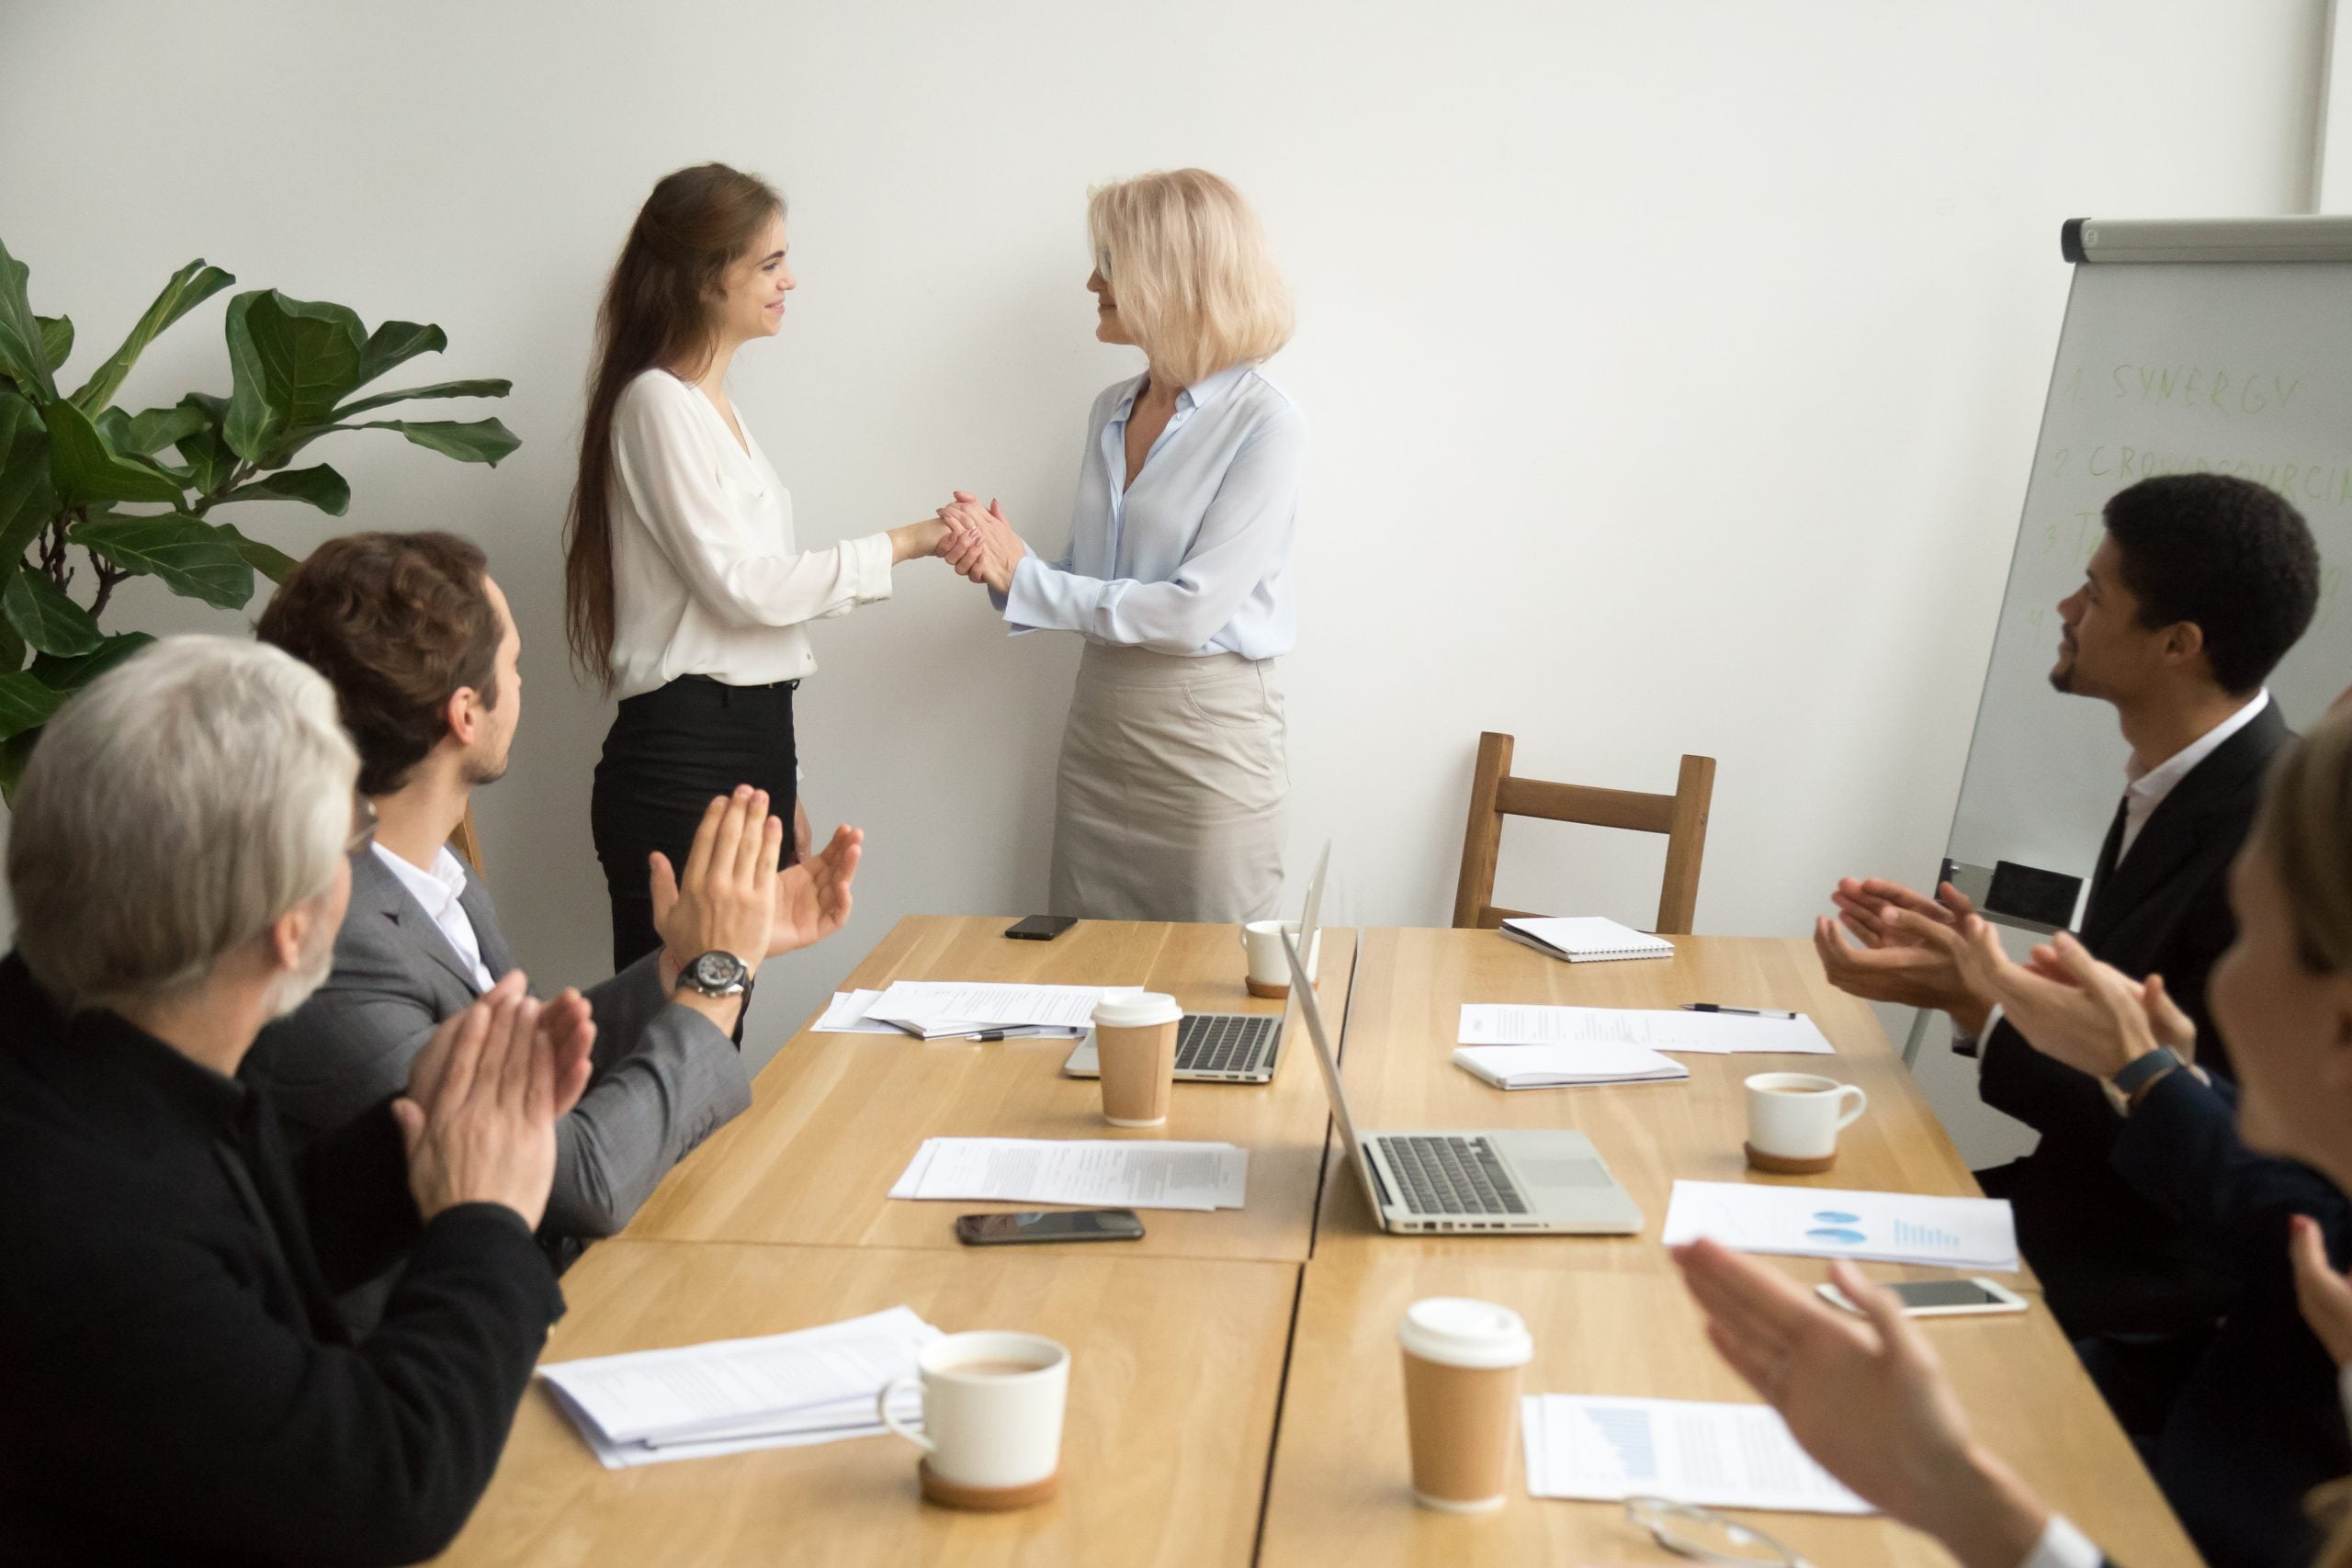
[1815,472,2319,1419]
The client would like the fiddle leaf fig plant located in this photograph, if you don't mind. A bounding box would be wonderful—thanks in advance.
[0,233,520,796]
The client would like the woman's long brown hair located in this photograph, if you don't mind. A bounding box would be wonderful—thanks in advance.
[564,163,785,690]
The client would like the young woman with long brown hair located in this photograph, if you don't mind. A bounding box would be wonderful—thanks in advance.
[566,164,950,968]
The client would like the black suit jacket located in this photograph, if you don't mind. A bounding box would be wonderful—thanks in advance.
[1977,697,2293,1338]
[0,954,564,1566]
[2112,1070,2349,1568]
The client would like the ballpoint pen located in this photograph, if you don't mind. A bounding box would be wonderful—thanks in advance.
[1681,1003,1799,1020]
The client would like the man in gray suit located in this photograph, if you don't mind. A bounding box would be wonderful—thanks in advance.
[251,531,863,1251]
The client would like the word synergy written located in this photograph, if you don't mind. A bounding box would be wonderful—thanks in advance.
[2061,363,2302,416]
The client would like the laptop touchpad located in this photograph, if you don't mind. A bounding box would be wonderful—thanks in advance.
[1516,1156,1608,1189]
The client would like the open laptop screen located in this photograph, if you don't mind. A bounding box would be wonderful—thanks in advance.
[1282,927,1385,1217]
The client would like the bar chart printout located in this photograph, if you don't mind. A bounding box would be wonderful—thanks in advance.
[1658,1180,2018,1269]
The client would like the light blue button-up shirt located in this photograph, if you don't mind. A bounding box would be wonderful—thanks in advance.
[1001,363,1305,658]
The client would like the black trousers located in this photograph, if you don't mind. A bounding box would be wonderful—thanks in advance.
[590,675,797,972]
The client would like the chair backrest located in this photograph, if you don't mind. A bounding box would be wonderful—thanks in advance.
[448,804,484,875]
[1452,731,1716,935]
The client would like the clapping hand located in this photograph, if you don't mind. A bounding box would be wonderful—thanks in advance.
[650,786,786,992]
[395,972,595,1230]
[768,822,862,957]
[2291,1215,2352,1367]
[1900,912,2194,1079]
[1813,878,1995,1031]
[1671,1239,2051,1568]
[937,491,1029,594]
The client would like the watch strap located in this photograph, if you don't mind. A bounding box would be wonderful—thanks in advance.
[2110,1045,2182,1100]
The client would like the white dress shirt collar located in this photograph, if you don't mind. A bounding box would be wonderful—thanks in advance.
[370,840,495,994]
[2120,688,2269,860]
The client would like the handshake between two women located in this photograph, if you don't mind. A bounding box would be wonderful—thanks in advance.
[889,492,1032,595]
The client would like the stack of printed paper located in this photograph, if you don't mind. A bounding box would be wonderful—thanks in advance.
[1522,1393,1872,1514]
[1459,1004,1834,1055]
[1452,1043,1690,1089]
[889,1137,1248,1212]
[1660,1179,2018,1270]
[538,1305,943,1468]
[811,981,1135,1041]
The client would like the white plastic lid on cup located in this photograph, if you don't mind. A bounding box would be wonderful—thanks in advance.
[1092,990,1182,1029]
[1396,1297,1534,1369]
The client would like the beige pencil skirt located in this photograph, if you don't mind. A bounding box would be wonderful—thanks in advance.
[1047,642,1289,923]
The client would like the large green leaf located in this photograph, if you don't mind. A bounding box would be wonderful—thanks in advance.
[215,523,299,584]
[0,235,55,400]
[171,392,239,495]
[37,315,72,373]
[218,462,348,515]
[354,320,446,388]
[0,607,21,673]
[223,290,367,461]
[0,388,56,565]
[72,512,254,609]
[337,416,520,467]
[97,401,208,456]
[30,628,153,692]
[42,398,186,506]
[2,568,101,657]
[331,377,512,420]
[69,258,234,415]
[0,669,65,742]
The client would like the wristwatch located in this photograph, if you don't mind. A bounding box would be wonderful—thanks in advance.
[2109,1045,2183,1107]
[675,950,752,1000]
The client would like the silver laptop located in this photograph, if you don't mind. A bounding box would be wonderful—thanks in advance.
[1063,844,1329,1086]
[1283,929,1645,1235]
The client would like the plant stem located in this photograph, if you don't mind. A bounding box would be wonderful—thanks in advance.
[86,554,128,620]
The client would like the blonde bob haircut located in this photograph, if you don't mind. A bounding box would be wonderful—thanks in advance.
[1088,169,1293,390]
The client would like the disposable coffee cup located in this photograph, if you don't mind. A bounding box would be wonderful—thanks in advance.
[1744,1072,1867,1174]
[1396,1296,1533,1513]
[1092,991,1182,1127]
[1239,920,1319,998]
[878,1330,1069,1510]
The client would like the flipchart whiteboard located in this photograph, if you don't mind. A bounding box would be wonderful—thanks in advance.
[1947,218,2352,927]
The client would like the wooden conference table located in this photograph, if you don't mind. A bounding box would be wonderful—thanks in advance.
[432,919,2199,1568]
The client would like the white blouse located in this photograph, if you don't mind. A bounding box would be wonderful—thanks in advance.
[1001,364,1305,659]
[607,369,894,700]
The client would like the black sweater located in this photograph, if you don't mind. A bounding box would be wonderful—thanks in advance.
[0,953,563,1565]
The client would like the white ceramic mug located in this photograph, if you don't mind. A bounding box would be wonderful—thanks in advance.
[1744,1072,1868,1160]
[877,1331,1069,1507]
[1240,920,1319,997]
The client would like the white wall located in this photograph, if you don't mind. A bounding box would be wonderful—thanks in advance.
[0,0,2326,1164]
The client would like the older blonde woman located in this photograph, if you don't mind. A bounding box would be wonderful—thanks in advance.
[941,168,1304,923]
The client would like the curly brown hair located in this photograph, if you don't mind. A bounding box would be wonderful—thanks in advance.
[255,531,503,795]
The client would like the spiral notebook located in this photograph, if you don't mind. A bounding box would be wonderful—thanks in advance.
[1499,916,1675,964]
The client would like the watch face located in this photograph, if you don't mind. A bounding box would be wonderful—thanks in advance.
[690,952,748,991]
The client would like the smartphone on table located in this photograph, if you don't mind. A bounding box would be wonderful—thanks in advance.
[956,1209,1145,1246]
[1816,1277,2029,1317]
[1004,915,1080,942]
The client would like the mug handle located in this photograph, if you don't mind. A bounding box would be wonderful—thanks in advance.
[876,1372,932,1452]
[1834,1084,1869,1130]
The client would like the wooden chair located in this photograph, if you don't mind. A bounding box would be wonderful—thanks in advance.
[1452,731,1716,935]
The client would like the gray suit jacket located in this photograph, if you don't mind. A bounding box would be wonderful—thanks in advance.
[252,848,752,1239]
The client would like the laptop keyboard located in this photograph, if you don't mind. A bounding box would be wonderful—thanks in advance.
[1175,1013,1279,1075]
[1381,1134,1531,1216]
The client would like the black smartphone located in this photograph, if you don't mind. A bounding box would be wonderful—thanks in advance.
[1004,915,1080,942]
[956,1209,1146,1246]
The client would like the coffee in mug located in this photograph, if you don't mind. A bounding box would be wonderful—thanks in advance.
[1744,1072,1867,1174]
[1396,1296,1533,1513]
[1091,992,1182,1127]
[1239,919,1318,999]
[877,1331,1069,1510]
